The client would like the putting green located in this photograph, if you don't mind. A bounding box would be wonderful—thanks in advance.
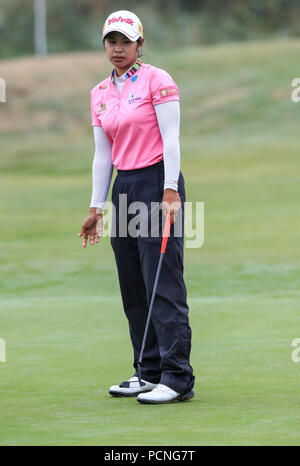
[0,39,300,445]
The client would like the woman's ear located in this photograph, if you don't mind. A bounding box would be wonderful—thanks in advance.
[137,37,144,56]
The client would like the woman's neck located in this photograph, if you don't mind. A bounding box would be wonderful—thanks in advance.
[114,58,138,77]
[115,67,129,78]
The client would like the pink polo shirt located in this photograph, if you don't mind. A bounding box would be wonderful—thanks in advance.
[90,60,179,170]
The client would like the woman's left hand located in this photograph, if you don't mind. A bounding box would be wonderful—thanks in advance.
[162,189,181,224]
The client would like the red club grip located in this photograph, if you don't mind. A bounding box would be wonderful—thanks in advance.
[161,214,171,254]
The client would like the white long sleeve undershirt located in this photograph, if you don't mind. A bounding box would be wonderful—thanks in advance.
[90,75,181,209]
[89,126,114,210]
[154,101,180,191]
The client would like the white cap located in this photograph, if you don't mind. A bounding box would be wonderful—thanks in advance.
[102,10,143,42]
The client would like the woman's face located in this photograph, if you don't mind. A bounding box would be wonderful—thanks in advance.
[104,31,143,75]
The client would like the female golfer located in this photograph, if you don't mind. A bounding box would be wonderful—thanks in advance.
[78,10,194,404]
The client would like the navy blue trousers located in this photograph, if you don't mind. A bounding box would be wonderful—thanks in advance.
[110,160,194,394]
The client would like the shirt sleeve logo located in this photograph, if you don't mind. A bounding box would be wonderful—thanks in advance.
[160,86,178,97]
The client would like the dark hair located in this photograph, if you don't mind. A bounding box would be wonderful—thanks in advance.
[103,32,143,48]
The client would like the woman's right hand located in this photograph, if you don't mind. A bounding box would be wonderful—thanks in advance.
[77,212,103,248]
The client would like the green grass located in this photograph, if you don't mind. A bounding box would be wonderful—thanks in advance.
[1,39,300,445]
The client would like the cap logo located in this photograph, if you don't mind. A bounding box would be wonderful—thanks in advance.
[108,16,134,26]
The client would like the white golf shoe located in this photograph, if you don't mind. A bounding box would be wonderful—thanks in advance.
[137,383,194,404]
[109,376,158,397]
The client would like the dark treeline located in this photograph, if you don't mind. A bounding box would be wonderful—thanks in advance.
[0,0,300,58]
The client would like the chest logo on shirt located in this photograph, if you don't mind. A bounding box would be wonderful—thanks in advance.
[128,92,142,104]
[100,103,106,111]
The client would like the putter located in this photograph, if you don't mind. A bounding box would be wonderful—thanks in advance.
[137,213,171,386]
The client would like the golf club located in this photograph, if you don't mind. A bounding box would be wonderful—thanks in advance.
[137,213,171,386]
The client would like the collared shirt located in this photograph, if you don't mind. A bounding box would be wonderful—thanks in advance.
[90,59,180,170]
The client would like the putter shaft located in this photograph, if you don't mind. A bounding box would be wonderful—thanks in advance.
[137,215,171,386]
